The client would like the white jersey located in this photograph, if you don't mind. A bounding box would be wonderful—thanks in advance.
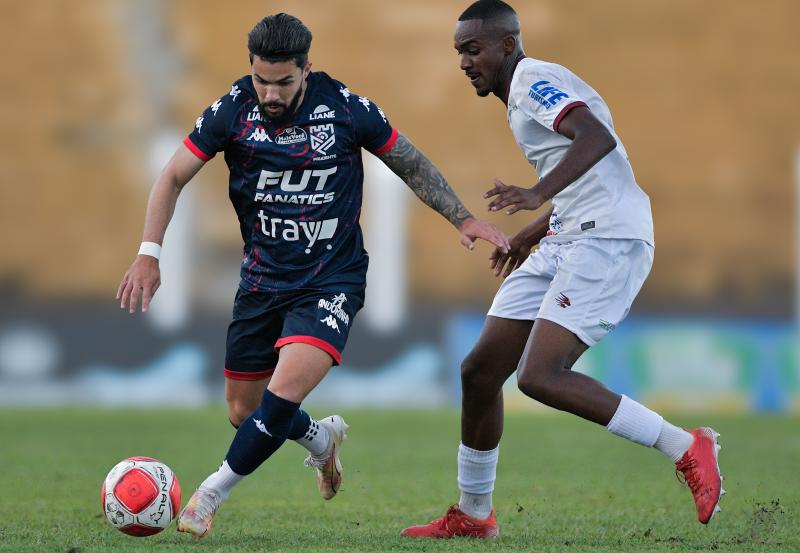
[507,57,654,246]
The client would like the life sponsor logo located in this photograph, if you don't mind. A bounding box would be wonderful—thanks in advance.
[309,123,336,161]
[319,293,349,333]
[276,126,308,145]
[257,211,338,254]
[254,167,337,205]
[310,104,335,120]
[528,80,570,108]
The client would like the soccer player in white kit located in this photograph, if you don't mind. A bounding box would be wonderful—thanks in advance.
[403,0,724,539]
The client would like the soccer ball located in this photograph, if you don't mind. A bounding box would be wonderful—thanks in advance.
[101,456,181,536]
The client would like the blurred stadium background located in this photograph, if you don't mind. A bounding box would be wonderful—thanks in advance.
[1,0,799,414]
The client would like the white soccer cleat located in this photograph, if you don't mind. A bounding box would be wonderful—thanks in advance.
[304,415,348,500]
[177,487,222,540]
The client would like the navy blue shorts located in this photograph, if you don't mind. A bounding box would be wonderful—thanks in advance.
[224,287,364,381]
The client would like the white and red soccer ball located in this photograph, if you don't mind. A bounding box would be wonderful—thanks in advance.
[101,456,181,536]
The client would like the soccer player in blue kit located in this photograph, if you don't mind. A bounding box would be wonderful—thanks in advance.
[116,13,509,539]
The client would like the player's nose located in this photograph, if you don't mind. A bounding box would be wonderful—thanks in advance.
[263,86,282,102]
[459,54,472,71]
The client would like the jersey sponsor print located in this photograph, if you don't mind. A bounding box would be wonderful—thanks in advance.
[185,72,399,293]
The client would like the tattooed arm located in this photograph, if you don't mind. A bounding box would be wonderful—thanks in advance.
[375,133,509,252]
[376,133,472,227]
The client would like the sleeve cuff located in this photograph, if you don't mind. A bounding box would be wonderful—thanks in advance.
[553,101,588,133]
[370,127,399,155]
[183,136,214,161]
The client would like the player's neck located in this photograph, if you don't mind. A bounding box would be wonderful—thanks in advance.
[495,51,526,105]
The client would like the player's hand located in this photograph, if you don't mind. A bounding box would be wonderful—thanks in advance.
[458,217,510,253]
[116,255,161,314]
[489,233,533,278]
[485,178,545,215]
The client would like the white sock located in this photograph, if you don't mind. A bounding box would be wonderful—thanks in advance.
[295,418,330,457]
[200,460,244,501]
[606,394,663,447]
[653,420,694,462]
[457,443,498,520]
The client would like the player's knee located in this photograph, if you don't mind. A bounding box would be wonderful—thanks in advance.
[227,398,258,428]
[517,370,556,402]
[461,353,497,392]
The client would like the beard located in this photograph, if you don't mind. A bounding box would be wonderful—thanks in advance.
[259,86,304,126]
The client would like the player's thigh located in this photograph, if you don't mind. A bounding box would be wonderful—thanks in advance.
[462,315,535,389]
[518,318,587,382]
[268,343,334,403]
[269,290,364,402]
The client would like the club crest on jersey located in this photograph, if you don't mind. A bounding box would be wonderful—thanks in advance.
[310,124,336,160]
[276,126,308,145]
[528,80,570,108]
[310,104,336,120]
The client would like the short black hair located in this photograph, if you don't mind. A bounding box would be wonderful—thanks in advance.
[458,0,517,21]
[248,13,312,67]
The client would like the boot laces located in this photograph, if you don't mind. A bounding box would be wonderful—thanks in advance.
[675,458,701,493]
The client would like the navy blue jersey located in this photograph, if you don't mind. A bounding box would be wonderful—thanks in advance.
[185,72,398,293]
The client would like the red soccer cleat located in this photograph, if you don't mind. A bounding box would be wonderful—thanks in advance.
[401,505,499,539]
[675,427,725,524]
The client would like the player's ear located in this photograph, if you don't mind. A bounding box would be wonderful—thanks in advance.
[303,62,312,79]
[502,35,516,54]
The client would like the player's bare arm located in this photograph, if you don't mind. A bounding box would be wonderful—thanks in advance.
[489,205,552,277]
[116,145,205,314]
[485,106,616,214]
[376,133,509,252]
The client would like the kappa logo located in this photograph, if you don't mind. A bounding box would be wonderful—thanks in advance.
[310,124,336,158]
[253,419,272,436]
[556,292,571,309]
[230,84,241,101]
[339,87,351,100]
[276,126,307,145]
[318,293,350,327]
[528,80,570,108]
[195,117,204,132]
[248,127,272,143]
[321,314,340,333]
[599,319,616,332]
[377,106,387,123]
[211,99,222,115]
[358,96,371,111]
[310,104,336,120]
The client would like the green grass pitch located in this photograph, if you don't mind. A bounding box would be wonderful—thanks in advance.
[1,408,797,552]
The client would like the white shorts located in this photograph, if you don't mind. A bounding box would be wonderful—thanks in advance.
[487,238,653,346]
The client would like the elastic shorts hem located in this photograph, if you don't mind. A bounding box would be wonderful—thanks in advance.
[486,308,535,321]
[535,315,596,347]
[275,335,342,365]
[223,367,276,381]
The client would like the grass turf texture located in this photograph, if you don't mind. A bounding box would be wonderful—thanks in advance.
[0,409,797,552]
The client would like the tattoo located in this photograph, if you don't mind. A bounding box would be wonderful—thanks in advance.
[376,133,472,227]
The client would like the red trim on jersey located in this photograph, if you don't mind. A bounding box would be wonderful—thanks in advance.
[183,136,214,161]
[223,367,275,381]
[371,128,399,155]
[275,335,342,365]
[553,101,588,134]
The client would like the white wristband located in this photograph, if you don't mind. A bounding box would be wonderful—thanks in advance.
[138,241,162,260]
